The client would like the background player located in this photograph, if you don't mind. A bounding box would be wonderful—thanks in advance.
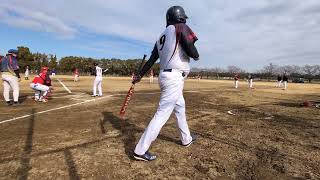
[282,73,288,90]
[132,6,199,161]
[234,73,240,88]
[247,74,254,89]
[149,69,154,83]
[25,65,30,80]
[51,69,56,76]
[0,49,20,106]
[277,74,282,87]
[73,68,79,82]
[91,63,103,97]
[30,66,52,102]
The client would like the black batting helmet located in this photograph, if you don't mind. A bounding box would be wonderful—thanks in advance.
[166,6,188,26]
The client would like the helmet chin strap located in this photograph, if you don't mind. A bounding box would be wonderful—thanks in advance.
[166,19,187,26]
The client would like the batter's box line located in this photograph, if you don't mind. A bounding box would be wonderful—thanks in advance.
[0,94,119,124]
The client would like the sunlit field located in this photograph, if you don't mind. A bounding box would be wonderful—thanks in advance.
[0,75,319,179]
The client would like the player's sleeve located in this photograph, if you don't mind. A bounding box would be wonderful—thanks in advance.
[179,24,199,59]
[139,43,159,78]
[12,58,20,78]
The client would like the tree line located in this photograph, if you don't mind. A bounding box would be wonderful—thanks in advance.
[13,46,159,76]
[2,46,319,82]
[190,63,320,82]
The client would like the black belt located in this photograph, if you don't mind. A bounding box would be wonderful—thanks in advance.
[163,69,186,77]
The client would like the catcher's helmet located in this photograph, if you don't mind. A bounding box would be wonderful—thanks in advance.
[41,66,49,72]
[166,6,188,26]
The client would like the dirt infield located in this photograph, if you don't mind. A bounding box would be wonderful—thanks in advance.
[0,75,319,179]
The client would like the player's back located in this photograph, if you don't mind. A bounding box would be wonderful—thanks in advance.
[96,66,102,77]
[156,24,190,72]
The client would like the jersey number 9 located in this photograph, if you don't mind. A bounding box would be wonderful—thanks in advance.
[159,35,166,51]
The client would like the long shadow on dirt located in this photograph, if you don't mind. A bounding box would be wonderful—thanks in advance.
[101,112,180,160]
[64,149,81,180]
[16,108,35,180]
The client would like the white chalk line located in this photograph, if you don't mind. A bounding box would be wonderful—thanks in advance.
[57,79,72,93]
[0,89,215,125]
[0,94,116,124]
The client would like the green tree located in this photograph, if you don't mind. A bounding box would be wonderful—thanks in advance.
[49,54,58,70]
[17,46,33,71]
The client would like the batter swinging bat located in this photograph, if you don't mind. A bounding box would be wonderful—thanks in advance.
[119,54,147,118]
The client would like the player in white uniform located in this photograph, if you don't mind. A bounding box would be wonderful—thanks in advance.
[92,63,103,97]
[149,69,154,83]
[1,49,21,106]
[132,6,199,161]
[248,74,254,88]
[25,65,29,80]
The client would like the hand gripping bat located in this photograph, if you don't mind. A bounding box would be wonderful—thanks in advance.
[119,54,147,118]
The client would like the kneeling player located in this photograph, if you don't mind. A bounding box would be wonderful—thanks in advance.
[30,67,52,102]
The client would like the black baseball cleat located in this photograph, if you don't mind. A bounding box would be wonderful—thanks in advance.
[6,101,12,106]
[183,134,198,147]
[133,151,156,161]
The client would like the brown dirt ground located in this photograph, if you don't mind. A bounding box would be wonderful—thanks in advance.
[0,75,319,179]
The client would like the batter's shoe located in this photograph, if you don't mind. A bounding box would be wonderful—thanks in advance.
[12,101,20,106]
[183,134,198,147]
[133,151,156,161]
[91,95,98,97]
[6,101,12,106]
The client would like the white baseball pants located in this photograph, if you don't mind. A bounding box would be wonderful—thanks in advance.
[235,80,239,88]
[248,79,253,88]
[93,76,102,96]
[149,76,154,83]
[30,83,50,100]
[134,71,192,155]
[2,74,19,102]
[74,75,79,82]
[283,81,287,89]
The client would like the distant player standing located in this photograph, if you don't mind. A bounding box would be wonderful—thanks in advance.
[276,74,282,87]
[0,49,21,106]
[149,69,154,83]
[92,63,103,97]
[234,73,240,88]
[25,65,29,80]
[247,74,254,88]
[51,69,56,76]
[282,73,288,90]
[30,67,52,102]
[73,68,79,82]
[132,6,199,161]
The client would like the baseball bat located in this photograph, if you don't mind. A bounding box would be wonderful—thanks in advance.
[119,54,147,118]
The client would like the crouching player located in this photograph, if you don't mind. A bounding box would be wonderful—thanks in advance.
[30,67,53,102]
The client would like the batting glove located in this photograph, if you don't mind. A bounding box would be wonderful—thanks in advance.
[132,75,142,84]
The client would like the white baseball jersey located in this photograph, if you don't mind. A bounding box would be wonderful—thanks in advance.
[157,25,190,72]
[95,66,102,77]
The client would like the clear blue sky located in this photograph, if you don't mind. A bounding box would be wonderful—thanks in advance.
[1,0,319,72]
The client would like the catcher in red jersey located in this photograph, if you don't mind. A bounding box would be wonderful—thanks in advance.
[132,6,199,161]
[30,67,53,102]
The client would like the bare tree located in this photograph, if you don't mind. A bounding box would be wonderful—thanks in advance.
[303,65,318,82]
[227,65,245,74]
